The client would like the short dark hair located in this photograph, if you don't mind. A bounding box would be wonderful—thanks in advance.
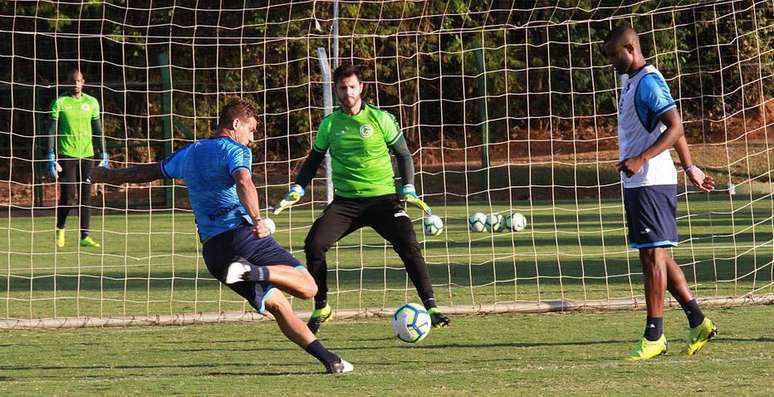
[333,64,363,84]
[605,25,639,48]
[218,98,258,129]
[67,68,83,81]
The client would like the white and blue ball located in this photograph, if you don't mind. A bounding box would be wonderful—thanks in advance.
[505,212,527,232]
[485,213,504,232]
[468,212,487,232]
[391,303,432,343]
[422,215,444,236]
[261,217,276,235]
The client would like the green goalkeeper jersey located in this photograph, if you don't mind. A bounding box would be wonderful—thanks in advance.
[51,93,100,158]
[312,103,402,198]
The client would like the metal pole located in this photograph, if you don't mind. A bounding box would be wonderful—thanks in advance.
[159,52,174,208]
[317,48,334,204]
[322,0,340,204]
[473,43,490,189]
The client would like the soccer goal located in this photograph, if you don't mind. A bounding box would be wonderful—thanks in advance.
[0,1,772,328]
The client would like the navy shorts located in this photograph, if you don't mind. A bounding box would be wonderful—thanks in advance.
[624,185,678,249]
[202,225,304,313]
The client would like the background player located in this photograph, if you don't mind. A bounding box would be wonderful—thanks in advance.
[48,69,109,248]
[604,26,717,361]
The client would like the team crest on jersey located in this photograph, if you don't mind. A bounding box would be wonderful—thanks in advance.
[81,104,90,112]
[359,124,373,138]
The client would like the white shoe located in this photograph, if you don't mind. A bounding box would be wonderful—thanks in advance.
[327,359,353,374]
[225,261,251,284]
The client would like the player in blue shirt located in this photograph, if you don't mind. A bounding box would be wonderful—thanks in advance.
[90,99,352,374]
[604,26,717,361]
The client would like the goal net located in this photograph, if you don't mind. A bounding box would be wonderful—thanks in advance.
[0,0,772,328]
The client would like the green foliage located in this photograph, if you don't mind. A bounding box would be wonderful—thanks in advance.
[1,1,770,160]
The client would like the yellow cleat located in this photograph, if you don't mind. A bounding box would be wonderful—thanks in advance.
[686,318,717,356]
[80,236,101,248]
[627,335,668,361]
[55,228,65,248]
[307,304,332,334]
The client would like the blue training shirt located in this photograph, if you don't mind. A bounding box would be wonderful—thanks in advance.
[617,64,678,188]
[161,136,253,241]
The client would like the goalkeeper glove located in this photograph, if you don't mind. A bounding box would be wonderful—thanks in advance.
[273,184,304,215]
[400,184,432,215]
[98,152,110,168]
[47,150,62,179]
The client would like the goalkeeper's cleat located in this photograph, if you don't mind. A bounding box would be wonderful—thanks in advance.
[627,335,668,361]
[79,236,100,248]
[55,228,65,248]
[225,261,251,284]
[307,304,332,334]
[685,317,717,356]
[428,307,450,328]
[326,358,353,374]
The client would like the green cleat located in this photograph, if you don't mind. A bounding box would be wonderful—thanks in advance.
[686,318,717,356]
[627,335,668,361]
[307,304,332,334]
[80,236,101,248]
[428,307,450,328]
[55,228,65,248]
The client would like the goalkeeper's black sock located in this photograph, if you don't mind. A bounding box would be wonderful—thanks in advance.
[644,317,664,341]
[679,299,705,328]
[314,299,328,310]
[422,297,437,310]
[305,339,339,366]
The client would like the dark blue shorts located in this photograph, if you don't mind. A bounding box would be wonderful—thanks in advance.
[624,185,678,249]
[202,225,304,313]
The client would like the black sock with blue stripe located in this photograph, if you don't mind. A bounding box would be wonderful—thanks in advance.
[422,297,437,310]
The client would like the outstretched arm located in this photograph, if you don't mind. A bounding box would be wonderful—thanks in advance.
[293,149,325,189]
[89,163,165,185]
[389,135,414,186]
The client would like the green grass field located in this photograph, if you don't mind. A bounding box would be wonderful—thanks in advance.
[0,197,772,320]
[0,187,772,395]
[1,305,773,395]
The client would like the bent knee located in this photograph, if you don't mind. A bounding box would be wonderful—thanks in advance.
[298,270,318,299]
[263,292,289,314]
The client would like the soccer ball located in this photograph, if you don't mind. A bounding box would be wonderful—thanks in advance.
[485,213,504,232]
[261,217,276,235]
[391,303,432,343]
[422,215,443,236]
[505,212,528,232]
[468,212,487,232]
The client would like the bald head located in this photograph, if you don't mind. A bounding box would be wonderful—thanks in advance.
[603,26,645,74]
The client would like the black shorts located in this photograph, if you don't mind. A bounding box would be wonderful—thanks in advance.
[624,185,678,249]
[202,225,304,313]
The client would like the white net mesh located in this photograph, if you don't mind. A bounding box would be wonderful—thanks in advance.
[0,0,772,327]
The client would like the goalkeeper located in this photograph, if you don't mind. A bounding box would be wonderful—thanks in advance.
[47,69,109,248]
[276,64,449,334]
